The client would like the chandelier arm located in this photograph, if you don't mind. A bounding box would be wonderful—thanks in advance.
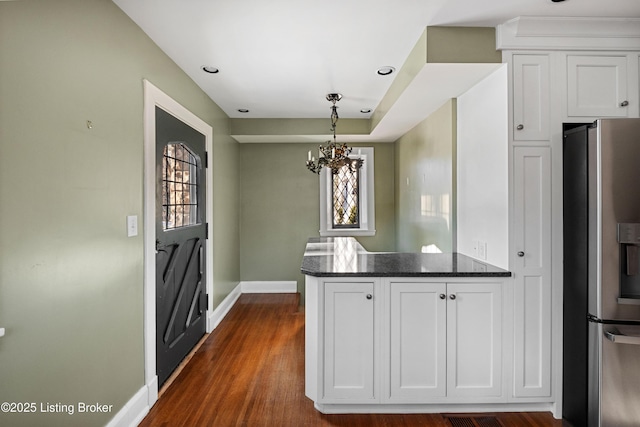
[305,93,363,174]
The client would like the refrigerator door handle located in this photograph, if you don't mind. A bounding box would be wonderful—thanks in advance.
[588,314,640,326]
[604,327,640,345]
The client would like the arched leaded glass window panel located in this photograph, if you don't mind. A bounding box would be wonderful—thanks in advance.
[162,143,199,230]
[332,165,360,228]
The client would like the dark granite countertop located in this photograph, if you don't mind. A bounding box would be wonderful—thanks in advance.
[301,237,511,278]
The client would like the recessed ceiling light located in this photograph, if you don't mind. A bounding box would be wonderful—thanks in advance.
[237,109,249,113]
[201,66,219,74]
[360,109,372,114]
[377,66,395,76]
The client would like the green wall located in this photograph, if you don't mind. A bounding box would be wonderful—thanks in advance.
[240,143,395,301]
[394,100,457,253]
[0,1,239,426]
[0,2,491,425]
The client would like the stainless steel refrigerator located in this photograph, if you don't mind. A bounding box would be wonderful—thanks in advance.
[563,118,640,427]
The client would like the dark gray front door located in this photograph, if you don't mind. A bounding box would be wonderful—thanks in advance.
[155,106,207,386]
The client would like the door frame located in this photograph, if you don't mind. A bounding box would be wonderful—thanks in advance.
[142,79,214,405]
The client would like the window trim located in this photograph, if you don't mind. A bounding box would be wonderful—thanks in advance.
[319,147,375,237]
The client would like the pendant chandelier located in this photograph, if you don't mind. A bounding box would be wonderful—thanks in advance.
[306,93,364,174]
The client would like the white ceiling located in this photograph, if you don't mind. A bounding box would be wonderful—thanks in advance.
[113,0,640,141]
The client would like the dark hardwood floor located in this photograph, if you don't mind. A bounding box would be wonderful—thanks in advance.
[139,293,565,427]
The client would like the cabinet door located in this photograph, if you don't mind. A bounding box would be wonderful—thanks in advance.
[513,54,549,141]
[388,282,446,401]
[446,282,503,398]
[567,55,629,117]
[512,146,552,397]
[323,281,377,402]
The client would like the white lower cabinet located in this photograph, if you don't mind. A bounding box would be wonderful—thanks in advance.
[445,283,503,399]
[386,280,503,403]
[322,281,378,402]
[387,282,447,401]
[306,276,505,409]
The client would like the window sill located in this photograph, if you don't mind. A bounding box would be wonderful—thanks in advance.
[319,229,376,237]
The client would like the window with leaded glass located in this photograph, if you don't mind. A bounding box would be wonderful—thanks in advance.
[162,143,199,230]
[319,147,375,237]
[332,166,360,228]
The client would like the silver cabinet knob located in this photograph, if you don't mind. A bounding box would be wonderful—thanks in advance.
[517,251,525,257]
[439,294,446,300]
[516,124,524,130]
[620,100,629,107]
[366,294,373,300]
[449,294,456,300]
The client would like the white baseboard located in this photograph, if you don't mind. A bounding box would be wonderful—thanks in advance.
[146,376,158,408]
[105,384,151,427]
[207,283,242,332]
[314,402,555,415]
[115,280,297,426]
[240,281,297,294]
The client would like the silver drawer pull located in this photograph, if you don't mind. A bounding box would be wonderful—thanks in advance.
[516,124,524,130]
[620,100,629,107]
[366,294,373,300]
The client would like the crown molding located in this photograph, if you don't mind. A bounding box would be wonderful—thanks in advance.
[496,16,640,51]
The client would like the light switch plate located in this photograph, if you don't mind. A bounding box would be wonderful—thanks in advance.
[478,241,487,260]
[127,215,138,237]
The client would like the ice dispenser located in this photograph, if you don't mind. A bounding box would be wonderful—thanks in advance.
[617,223,640,299]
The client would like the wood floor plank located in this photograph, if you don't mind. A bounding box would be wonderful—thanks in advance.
[139,293,563,427]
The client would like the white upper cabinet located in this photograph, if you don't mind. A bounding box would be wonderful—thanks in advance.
[512,54,550,141]
[567,55,630,118]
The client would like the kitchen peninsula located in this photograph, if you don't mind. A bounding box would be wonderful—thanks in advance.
[301,237,520,414]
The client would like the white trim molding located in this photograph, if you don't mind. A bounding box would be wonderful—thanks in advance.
[142,79,214,411]
[241,281,298,293]
[105,385,152,427]
[208,284,243,331]
[496,17,640,51]
[314,402,556,415]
